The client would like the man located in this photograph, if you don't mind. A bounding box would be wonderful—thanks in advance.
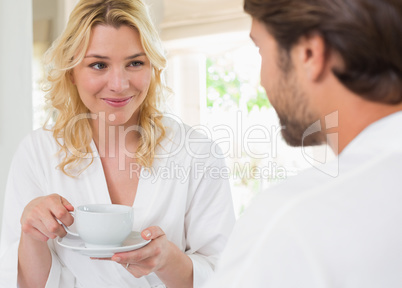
[205,0,402,287]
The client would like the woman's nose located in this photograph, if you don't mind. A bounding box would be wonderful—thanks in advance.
[107,68,129,93]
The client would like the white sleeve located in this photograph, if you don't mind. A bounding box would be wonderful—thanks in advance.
[185,154,236,288]
[45,242,75,288]
[0,133,74,288]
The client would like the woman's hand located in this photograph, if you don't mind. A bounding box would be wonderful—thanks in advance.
[110,226,193,287]
[18,194,74,288]
[111,226,171,277]
[20,193,74,242]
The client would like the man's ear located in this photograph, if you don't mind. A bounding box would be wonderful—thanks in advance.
[295,33,327,82]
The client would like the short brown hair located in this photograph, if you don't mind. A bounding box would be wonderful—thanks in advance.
[244,0,402,104]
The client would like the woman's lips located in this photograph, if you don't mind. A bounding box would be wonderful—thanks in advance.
[102,96,133,108]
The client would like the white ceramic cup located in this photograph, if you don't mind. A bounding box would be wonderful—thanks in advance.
[65,204,134,248]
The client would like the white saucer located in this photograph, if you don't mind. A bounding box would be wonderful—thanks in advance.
[56,231,151,258]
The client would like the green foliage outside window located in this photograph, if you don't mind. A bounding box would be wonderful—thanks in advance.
[206,57,271,112]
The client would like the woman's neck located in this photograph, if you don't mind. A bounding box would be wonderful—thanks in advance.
[91,114,141,159]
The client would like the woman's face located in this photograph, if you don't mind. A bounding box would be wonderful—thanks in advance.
[72,25,152,127]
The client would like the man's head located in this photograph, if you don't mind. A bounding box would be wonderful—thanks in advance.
[245,0,402,147]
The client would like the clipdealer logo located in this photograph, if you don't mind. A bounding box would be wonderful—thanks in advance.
[64,111,339,179]
[301,111,339,177]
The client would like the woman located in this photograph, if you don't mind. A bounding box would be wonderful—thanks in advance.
[0,0,235,287]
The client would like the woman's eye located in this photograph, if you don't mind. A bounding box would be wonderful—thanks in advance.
[129,61,144,67]
[90,63,107,70]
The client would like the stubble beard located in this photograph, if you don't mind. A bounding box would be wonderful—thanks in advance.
[270,59,326,147]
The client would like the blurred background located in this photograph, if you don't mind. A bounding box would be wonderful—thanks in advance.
[0,0,333,231]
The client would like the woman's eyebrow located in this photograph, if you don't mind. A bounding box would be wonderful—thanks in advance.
[84,52,146,60]
[124,52,146,60]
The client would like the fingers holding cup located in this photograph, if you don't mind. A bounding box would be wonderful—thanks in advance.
[20,194,75,242]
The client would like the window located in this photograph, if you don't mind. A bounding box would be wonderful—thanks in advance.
[166,33,335,218]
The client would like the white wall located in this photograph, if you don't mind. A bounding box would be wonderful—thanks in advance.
[161,0,248,41]
[0,1,33,232]
[165,52,206,126]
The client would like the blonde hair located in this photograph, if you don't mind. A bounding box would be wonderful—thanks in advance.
[43,0,167,176]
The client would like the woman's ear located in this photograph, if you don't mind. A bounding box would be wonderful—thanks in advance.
[69,71,75,85]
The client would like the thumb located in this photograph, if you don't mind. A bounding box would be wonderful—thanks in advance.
[141,226,165,240]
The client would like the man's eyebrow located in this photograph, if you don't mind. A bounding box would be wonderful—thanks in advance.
[84,52,147,60]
